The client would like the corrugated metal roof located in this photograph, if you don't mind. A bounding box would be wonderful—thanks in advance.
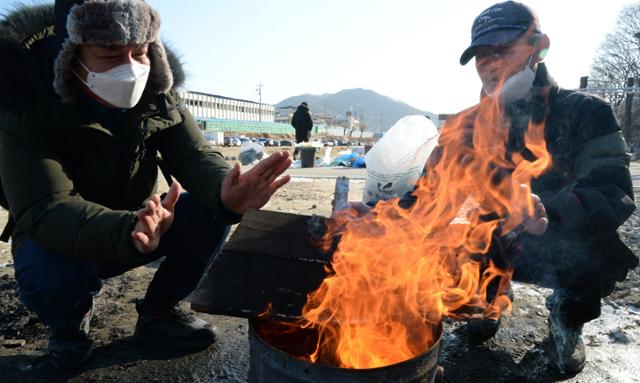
[186,90,270,106]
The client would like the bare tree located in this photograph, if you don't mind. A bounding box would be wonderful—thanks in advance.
[358,122,368,138]
[589,3,640,106]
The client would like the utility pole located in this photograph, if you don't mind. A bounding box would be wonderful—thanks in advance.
[256,81,263,122]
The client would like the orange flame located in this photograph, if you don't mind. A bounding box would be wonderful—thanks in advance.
[300,47,552,369]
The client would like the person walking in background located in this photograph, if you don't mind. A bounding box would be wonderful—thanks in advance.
[291,101,313,159]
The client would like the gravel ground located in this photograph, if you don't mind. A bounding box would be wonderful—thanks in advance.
[0,157,638,383]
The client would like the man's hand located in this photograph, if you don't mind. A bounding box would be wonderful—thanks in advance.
[221,151,292,214]
[131,181,182,254]
[523,193,548,236]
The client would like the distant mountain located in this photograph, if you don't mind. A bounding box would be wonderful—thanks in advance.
[277,88,437,131]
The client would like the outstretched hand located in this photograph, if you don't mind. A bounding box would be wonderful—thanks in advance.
[221,151,292,214]
[131,181,182,254]
[523,193,548,236]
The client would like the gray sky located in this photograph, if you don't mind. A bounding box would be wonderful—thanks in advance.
[144,1,636,114]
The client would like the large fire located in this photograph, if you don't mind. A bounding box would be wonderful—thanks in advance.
[300,51,552,369]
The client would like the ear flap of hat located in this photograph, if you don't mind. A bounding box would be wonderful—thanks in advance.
[52,39,79,104]
[146,41,173,95]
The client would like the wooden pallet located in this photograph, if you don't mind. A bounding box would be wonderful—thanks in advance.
[190,209,332,321]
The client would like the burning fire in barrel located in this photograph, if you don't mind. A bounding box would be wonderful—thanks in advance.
[293,74,552,371]
[250,89,550,381]
[193,48,553,381]
[249,317,444,383]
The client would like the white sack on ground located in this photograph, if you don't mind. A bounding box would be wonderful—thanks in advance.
[363,115,439,204]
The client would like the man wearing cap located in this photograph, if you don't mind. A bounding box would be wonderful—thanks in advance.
[427,1,637,375]
[0,0,291,369]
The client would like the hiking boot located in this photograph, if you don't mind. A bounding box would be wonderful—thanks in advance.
[134,302,218,350]
[547,313,586,375]
[48,303,94,369]
[49,330,93,369]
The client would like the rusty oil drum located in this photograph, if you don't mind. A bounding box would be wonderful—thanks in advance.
[248,317,444,383]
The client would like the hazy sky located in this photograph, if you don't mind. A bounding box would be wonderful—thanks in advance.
[81,1,640,114]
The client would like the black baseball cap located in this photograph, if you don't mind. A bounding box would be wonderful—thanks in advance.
[459,1,539,65]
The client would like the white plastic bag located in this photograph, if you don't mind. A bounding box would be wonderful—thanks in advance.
[322,147,333,166]
[239,141,264,165]
[363,115,439,204]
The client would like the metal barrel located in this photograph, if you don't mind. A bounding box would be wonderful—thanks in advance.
[248,318,444,383]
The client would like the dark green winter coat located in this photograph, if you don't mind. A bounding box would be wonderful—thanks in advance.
[0,5,236,265]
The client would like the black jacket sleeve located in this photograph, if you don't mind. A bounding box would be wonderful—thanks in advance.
[538,97,634,239]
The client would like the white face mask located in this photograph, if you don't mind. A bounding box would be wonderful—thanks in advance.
[74,59,150,109]
[484,54,536,104]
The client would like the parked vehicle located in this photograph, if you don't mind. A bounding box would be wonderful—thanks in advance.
[224,136,241,147]
[279,140,294,147]
[203,131,219,144]
[256,138,277,147]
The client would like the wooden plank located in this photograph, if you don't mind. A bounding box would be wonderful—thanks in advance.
[191,209,332,321]
[332,176,350,213]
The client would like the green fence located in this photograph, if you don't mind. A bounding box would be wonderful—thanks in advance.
[198,118,326,135]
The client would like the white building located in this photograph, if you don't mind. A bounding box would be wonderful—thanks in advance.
[177,91,275,122]
[275,106,296,124]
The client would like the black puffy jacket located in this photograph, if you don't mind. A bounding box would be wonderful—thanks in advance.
[402,63,638,293]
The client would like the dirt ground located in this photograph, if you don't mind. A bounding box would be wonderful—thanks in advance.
[1,151,639,383]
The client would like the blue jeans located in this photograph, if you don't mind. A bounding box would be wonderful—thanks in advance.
[13,193,230,332]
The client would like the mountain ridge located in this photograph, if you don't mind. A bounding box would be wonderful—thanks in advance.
[277,88,437,131]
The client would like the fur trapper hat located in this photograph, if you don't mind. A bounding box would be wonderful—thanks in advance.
[53,0,173,104]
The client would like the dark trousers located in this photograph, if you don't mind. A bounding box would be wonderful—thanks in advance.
[295,129,311,143]
[293,129,311,158]
[494,232,623,327]
[13,193,230,332]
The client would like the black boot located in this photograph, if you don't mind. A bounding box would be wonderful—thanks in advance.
[134,301,218,350]
[48,300,94,369]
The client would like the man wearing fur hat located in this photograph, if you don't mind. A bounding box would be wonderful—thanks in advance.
[0,0,291,369]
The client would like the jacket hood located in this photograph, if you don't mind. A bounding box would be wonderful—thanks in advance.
[0,2,185,111]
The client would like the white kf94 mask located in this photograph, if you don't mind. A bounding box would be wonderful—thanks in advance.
[485,54,536,104]
[74,59,150,109]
